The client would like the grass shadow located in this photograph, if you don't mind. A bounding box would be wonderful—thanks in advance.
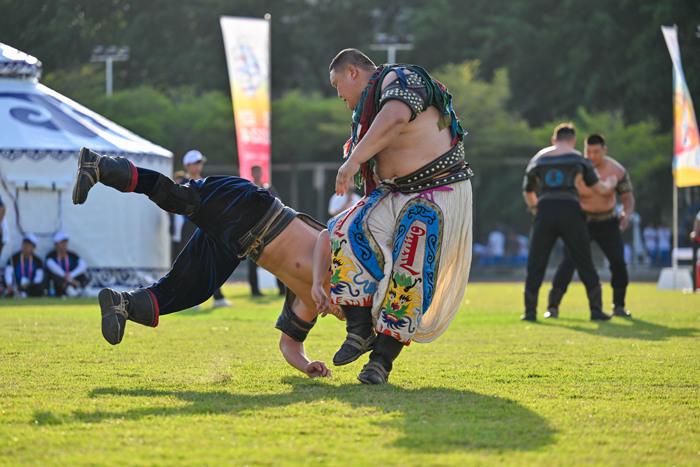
[35,378,555,453]
[542,317,699,341]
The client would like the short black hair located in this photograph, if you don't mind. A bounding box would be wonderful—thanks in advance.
[586,134,606,146]
[329,48,376,72]
[553,122,576,141]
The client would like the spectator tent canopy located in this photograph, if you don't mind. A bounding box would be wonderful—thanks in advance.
[0,43,173,288]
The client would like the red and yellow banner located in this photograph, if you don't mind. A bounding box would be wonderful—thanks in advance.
[662,25,700,188]
[220,16,271,184]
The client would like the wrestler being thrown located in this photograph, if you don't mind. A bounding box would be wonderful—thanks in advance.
[325,49,474,384]
[72,147,340,379]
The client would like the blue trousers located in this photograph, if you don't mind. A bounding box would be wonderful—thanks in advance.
[135,170,276,314]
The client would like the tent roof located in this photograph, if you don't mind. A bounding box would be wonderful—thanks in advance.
[0,43,41,80]
[0,44,171,162]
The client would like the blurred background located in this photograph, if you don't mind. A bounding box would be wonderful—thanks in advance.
[2,0,699,282]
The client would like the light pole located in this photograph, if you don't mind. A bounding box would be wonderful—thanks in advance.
[91,46,129,96]
[370,33,413,64]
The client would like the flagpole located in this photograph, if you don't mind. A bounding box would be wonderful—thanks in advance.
[673,177,679,288]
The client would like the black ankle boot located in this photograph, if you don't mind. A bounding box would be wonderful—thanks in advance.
[545,288,564,318]
[521,290,538,321]
[98,288,158,345]
[333,306,375,366]
[357,334,404,385]
[587,285,612,321]
[73,148,135,204]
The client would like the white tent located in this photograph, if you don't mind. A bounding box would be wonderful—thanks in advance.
[0,43,172,288]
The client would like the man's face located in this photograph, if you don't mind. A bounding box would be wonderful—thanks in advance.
[586,144,606,166]
[251,168,263,183]
[330,65,364,110]
[21,241,34,255]
[185,161,203,177]
[57,240,68,253]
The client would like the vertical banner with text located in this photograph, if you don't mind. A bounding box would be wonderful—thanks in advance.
[220,16,271,183]
[661,25,700,188]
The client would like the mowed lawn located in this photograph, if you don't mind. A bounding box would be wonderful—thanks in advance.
[0,283,698,466]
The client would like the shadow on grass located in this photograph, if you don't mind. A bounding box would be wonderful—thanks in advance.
[34,378,555,453]
[542,317,699,341]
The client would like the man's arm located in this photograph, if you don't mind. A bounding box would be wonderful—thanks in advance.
[46,257,65,277]
[275,294,330,378]
[278,333,331,378]
[335,72,413,195]
[619,191,635,231]
[70,258,88,279]
[523,191,538,214]
[522,164,539,214]
[335,101,411,194]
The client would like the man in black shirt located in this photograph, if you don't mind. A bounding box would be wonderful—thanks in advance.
[46,231,89,297]
[521,123,617,321]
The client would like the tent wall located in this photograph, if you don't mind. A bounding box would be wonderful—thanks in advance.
[0,153,172,278]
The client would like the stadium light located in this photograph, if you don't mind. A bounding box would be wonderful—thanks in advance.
[90,46,130,96]
[370,33,413,64]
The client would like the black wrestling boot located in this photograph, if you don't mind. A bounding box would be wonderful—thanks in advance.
[544,288,564,319]
[72,147,135,204]
[333,306,375,366]
[587,285,612,321]
[612,288,631,318]
[521,290,538,321]
[98,288,158,345]
[357,334,404,385]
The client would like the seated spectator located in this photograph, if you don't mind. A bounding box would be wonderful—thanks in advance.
[5,233,44,298]
[46,231,89,297]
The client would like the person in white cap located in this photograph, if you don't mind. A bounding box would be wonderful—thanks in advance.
[45,231,89,297]
[5,233,44,297]
[181,150,230,308]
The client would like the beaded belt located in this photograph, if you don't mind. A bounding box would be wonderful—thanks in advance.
[386,142,474,194]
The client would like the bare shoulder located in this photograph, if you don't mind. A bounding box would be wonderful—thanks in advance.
[604,156,626,175]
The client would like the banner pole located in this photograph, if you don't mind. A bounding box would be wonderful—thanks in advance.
[673,178,679,288]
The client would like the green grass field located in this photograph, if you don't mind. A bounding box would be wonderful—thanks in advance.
[1,283,698,466]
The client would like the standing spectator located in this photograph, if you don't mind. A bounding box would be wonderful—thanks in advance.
[328,187,361,217]
[45,231,89,297]
[5,233,44,297]
[248,165,286,297]
[643,225,657,265]
[657,224,672,267]
[691,209,700,292]
[487,228,506,265]
[181,150,231,308]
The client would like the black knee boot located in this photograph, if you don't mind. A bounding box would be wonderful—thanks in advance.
[333,306,375,366]
[521,290,538,321]
[73,148,135,204]
[612,288,631,317]
[99,288,159,345]
[545,288,564,318]
[587,284,612,321]
[357,334,404,385]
